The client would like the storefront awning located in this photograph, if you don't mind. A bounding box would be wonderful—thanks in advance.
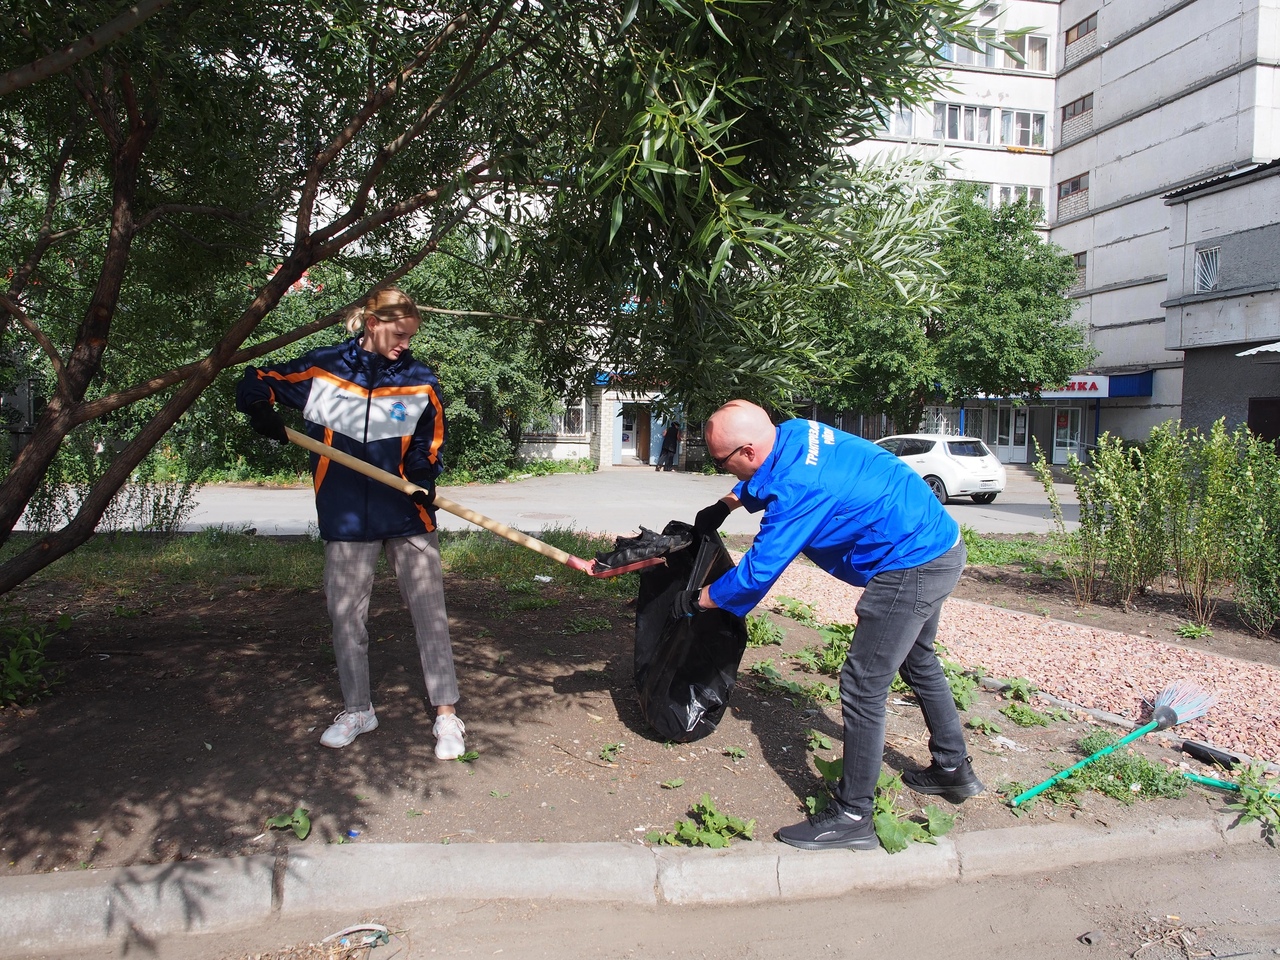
[1237,341,1280,360]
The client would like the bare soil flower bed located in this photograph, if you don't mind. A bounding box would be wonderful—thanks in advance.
[1,541,1275,880]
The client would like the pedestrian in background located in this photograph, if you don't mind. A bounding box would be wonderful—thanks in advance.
[655,421,681,471]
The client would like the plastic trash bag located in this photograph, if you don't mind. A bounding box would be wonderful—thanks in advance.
[594,525,693,572]
[632,521,748,742]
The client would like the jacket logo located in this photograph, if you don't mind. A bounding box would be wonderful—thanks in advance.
[389,402,407,422]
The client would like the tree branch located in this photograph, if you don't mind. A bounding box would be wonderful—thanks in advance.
[133,203,249,232]
[72,229,457,424]
[0,0,174,96]
[0,293,70,398]
[420,305,543,324]
[295,9,472,245]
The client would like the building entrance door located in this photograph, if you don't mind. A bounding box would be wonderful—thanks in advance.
[996,406,1029,463]
[1053,407,1083,464]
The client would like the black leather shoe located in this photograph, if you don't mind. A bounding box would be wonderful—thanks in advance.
[776,800,878,851]
[902,757,985,803]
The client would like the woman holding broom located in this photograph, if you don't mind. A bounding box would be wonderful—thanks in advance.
[235,286,467,759]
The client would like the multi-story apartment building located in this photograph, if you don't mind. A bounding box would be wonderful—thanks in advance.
[852,0,1280,463]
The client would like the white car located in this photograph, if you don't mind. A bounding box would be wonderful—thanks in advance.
[875,434,1007,504]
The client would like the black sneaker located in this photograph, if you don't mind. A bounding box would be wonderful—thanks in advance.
[776,800,879,851]
[902,757,985,803]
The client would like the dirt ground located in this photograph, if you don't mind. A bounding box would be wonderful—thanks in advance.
[1,539,1274,882]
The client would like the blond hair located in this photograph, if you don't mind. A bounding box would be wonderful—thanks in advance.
[344,285,422,335]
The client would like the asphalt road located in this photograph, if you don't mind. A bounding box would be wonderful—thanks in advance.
[183,464,1079,538]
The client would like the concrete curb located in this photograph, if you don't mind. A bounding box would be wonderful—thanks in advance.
[0,813,1264,955]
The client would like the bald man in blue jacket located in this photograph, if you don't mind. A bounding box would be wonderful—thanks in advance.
[678,400,983,850]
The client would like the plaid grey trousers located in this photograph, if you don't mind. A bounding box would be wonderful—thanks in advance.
[323,533,459,713]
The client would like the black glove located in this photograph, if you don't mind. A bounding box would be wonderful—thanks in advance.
[246,400,288,444]
[410,483,435,509]
[693,500,731,536]
[671,588,702,619]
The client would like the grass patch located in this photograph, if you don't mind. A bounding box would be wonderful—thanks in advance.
[1010,730,1187,807]
[2,527,328,593]
[2,524,634,601]
[960,527,1061,574]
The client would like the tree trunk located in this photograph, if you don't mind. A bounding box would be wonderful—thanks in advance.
[0,114,152,546]
[0,259,310,594]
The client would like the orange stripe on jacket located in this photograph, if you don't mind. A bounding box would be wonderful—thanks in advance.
[425,385,445,467]
[314,427,333,493]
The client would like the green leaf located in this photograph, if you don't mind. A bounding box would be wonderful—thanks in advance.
[873,811,910,853]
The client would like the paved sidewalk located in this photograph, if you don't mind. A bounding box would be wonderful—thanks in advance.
[0,812,1259,956]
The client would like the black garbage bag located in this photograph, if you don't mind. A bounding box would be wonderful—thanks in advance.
[594,525,693,572]
[632,520,748,742]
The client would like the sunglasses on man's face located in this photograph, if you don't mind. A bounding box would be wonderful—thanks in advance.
[712,444,747,471]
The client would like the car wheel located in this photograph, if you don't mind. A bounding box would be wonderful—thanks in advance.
[971,492,997,504]
[923,475,947,503]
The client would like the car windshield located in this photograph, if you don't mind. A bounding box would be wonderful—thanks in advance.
[946,440,989,458]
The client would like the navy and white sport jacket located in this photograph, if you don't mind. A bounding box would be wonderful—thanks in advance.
[236,338,446,542]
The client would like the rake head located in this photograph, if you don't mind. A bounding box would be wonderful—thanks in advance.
[1150,681,1217,730]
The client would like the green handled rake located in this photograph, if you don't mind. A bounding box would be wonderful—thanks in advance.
[1010,681,1216,807]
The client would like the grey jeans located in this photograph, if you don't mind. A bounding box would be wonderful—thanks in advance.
[835,539,968,816]
[324,533,459,713]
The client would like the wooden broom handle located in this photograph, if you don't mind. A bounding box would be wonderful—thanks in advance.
[284,427,592,572]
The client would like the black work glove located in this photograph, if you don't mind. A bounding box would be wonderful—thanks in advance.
[693,500,731,536]
[410,482,435,509]
[671,588,702,619]
[246,400,288,444]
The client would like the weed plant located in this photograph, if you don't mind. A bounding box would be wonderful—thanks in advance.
[999,701,1052,727]
[1226,763,1280,844]
[745,613,784,647]
[772,596,820,628]
[791,623,853,676]
[749,659,839,705]
[645,794,755,848]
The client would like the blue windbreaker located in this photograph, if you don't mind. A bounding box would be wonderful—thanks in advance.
[707,419,960,616]
[236,338,446,542]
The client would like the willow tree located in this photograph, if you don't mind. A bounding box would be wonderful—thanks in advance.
[0,0,976,590]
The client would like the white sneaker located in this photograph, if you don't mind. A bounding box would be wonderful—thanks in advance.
[320,708,378,748]
[433,713,466,760]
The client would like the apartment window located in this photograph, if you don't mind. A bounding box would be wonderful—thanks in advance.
[890,104,914,137]
[1065,13,1097,46]
[1073,252,1088,270]
[1194,247,1220,293]
[944,29,999,67]
[964,181,993,205]
[1000,110,1046,148]
[932,102,993,144]
[998,184,1044,208]
[1005,34,1048,71]
[1059,173,1089,199]
[527,398,587,436]
[1062,93,1094,123]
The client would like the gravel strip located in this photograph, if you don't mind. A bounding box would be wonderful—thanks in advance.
[757,561,1280,765]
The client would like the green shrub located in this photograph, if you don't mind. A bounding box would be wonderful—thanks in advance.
[0,616,68,706]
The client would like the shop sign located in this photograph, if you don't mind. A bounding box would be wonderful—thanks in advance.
[1039,375,1109,399]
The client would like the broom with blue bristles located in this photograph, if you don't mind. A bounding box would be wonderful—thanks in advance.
[1010,681,1216,807]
